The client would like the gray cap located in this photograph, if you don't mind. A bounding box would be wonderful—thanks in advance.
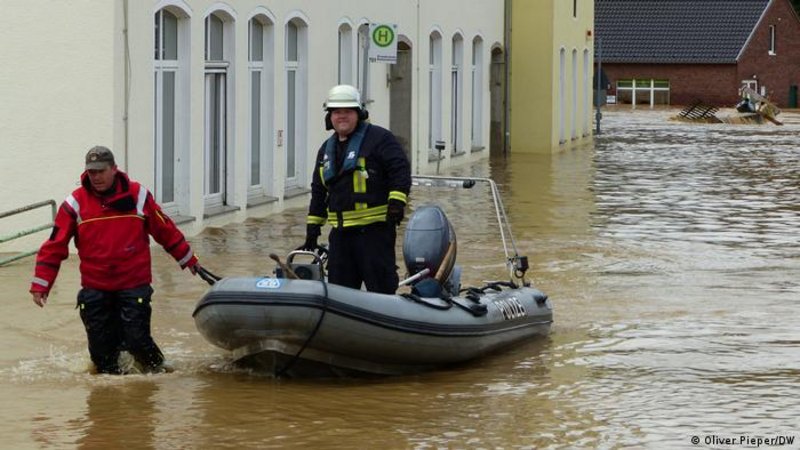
[85,146,116,170]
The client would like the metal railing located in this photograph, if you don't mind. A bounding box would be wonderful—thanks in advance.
[0,200,56,266]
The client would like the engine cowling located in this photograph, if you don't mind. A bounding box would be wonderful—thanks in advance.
[402,205,456,283]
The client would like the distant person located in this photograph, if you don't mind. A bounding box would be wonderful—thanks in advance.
[299,84,411,294]
[29,146,203,374]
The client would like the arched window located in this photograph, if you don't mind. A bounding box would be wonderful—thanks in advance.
[583,48,590,136]
[571,48,578,140]
[429,30,442,152]
[285,16,308,188]
[248,13,275,201]
[204,11,234,208]
[357,23,370,100]
[154,7,182,211]
[451,33,464,155]
[471,36,484,150]
[338,22,354,84]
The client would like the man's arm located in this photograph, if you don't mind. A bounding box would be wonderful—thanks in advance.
[307,145,329,226]
[143,190,198,271]
[380,131,412,204]
[29,201,77,306]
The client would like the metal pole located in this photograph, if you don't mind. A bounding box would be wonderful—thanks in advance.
[434,140,445,174]
[595,37,602,135]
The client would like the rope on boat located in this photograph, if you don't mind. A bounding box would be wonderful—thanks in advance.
[399,292,453,310]
[400,289,489,317]
[275,279,329,378]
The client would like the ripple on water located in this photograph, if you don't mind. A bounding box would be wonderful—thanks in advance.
[558,314,800,438]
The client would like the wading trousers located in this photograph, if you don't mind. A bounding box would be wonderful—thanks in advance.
[77,285,164,374]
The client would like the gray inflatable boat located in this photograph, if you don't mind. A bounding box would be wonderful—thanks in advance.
[193,176,553,377]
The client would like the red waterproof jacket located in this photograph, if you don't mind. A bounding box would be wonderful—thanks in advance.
[30,171,197,293]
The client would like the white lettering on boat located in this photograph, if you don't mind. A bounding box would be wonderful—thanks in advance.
[255,278,282,289]
[493,296,527,320]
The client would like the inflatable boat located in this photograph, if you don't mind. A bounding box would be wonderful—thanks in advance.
[193,176,552,377]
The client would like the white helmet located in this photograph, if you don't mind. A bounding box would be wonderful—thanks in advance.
[324,84,363,110]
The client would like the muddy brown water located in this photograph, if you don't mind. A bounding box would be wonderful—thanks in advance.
[1,109,798,448]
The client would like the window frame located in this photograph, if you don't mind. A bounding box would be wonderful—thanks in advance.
[451,33,464,155]
[470,36,484,151]
[247,16,275,202]
[203,12,233,209]
[768,25,776,55]
[357,23,371,102]
[428,30,443,153]
[616,78,671,107]
[338,22,354,85]
[284,16,308,190]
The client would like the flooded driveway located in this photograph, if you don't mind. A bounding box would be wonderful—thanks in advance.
[1,109,798,448]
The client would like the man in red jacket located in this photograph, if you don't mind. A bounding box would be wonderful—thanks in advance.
[29,146,202,374]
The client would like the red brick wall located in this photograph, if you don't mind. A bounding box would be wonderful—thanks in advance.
[737,0,800,107]
[601,64,740,107]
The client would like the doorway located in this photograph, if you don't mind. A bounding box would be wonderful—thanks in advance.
[490,46,505,155]
[390,40,413,167]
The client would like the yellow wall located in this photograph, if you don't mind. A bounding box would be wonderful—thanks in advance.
[510,0,594,153]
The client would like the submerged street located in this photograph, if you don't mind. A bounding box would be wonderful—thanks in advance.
[1,109,798,448]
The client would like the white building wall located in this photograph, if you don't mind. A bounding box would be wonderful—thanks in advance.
[0,2,116,254]
[0,0,503,252]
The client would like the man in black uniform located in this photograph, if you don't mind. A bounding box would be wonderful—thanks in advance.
[299,84,411,294]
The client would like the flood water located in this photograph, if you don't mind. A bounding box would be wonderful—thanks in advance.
[1,109,799,448]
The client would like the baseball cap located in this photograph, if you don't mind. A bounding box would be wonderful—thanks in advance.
[85,146,116,170]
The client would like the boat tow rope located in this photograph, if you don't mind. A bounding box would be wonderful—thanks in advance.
[275,279,329,378]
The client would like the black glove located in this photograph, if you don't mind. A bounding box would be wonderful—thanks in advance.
[298,224,321,251]
[386,199,405,226]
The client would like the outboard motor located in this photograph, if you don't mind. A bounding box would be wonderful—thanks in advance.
[402,205,459,296]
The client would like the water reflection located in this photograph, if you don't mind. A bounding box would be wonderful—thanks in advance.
[74,382,159,449]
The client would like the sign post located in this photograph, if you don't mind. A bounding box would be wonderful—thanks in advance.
[368,23,398,64]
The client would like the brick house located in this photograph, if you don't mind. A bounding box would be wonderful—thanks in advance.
[595,0,800,107]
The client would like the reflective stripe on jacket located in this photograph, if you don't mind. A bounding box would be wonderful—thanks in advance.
[307,123,411,228]
[30,171,196,293]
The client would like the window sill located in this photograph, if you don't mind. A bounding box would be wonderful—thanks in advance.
[247,195,279,208]
[470,145,485,153]
[203,205,240,219]
[284,186,310,199]
[451,150,467,158]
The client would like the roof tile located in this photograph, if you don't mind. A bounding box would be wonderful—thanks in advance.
[595,0,770,63]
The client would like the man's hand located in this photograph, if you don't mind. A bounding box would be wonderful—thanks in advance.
[32,292,48,308]
[297,224,321,251]
[386,199,405,226]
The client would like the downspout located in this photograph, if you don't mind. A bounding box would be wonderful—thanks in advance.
[503,0,511,155]
[415,0,421,174]
[123,0,131,170]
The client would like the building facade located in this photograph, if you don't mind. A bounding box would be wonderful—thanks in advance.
[508,0,596,153]
[0,0,505,252]
[596,0,800,108]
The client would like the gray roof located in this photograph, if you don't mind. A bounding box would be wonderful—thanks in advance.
[595,0,771,64]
